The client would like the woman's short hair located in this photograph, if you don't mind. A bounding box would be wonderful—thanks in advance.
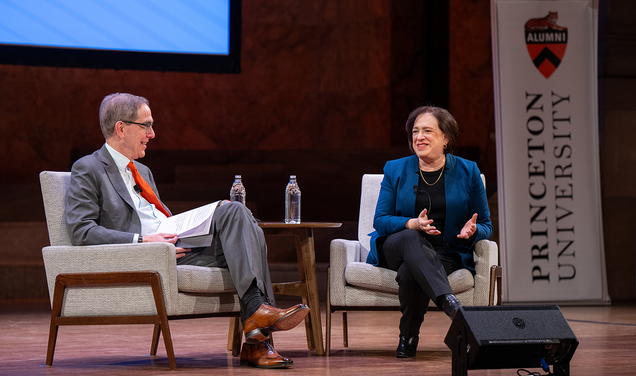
[404,106,459,154]
[99,93,149,138]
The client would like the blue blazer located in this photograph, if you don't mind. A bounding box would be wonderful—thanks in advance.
[366,154,493,274]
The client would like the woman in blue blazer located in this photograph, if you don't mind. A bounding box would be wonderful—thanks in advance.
[366,106,492,358]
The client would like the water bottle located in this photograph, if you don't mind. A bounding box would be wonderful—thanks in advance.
[229,175,246,205]
[285,175,301,223]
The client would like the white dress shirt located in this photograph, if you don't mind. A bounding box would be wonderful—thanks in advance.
[104,143,167,241]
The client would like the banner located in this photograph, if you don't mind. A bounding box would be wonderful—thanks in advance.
[491,0,608,304]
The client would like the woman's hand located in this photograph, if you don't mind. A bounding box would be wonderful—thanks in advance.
[407,209,441,235]
[457,213,478,239]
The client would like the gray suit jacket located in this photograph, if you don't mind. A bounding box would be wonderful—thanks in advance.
[66,145,172,245]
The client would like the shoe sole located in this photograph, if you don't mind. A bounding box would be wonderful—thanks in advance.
[244,306,309,343]
[240,359,294,368]
[273,305,309,330]
[396,352,416,358]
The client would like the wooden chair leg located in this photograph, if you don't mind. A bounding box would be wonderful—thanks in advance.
[230,317,243,356]
[45,276,68,366]
[148,273,176,371]
[496,266,503,305]
[45,315,60,365]
[150,324,161,356]
[326,266,332,356]
[227,318,236,351]
[342,312,348,348]
[45,322,59,366]
[489,265,503,306]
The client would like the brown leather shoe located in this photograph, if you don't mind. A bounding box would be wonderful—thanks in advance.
[240,340,293,368]
[244,303,309,343]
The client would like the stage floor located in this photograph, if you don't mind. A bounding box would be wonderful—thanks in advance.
[1,299,634,375]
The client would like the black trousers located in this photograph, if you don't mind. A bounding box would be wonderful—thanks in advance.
[378,229,457,338]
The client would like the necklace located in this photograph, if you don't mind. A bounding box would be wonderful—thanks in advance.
[419,157,445,186]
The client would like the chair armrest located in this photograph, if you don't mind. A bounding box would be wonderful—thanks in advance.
[472,239,499,306]
[42,242,179,315]
[329,239,362,307]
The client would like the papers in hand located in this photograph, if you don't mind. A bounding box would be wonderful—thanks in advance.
[156,200,221,248]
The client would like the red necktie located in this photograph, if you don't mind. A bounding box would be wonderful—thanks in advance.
[127,161,171,218]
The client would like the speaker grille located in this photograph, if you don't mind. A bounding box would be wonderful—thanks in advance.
[445,305,579,370]
[464,305,575,343]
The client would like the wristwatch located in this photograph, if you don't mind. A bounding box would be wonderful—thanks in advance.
[138,235,144,243]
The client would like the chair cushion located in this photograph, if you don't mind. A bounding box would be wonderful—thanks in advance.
[447,268,474,294]
[345,262,399,294]
[176,265,237,293]
[344,262,474,295]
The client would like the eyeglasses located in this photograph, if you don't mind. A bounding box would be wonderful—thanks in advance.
[122,120,153,133]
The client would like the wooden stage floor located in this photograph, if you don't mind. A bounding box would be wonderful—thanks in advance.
[1,299,635,375]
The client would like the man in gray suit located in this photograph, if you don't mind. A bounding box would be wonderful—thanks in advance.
[66,93,308,369]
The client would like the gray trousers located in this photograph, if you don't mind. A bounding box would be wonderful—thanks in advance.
[177,201,275,307]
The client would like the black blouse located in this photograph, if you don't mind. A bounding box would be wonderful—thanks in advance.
[415,167,446,250]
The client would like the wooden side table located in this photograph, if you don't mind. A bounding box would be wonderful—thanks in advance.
[258,221,341,356]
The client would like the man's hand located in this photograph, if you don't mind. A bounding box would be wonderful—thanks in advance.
[142,233,178,243]
[140,233,191,259]
[458,213,478,239]
[175,248,192,259]
[407,209,441,235]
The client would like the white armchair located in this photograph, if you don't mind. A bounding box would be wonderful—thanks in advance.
[39,171,242,370]
[326,174,500,354]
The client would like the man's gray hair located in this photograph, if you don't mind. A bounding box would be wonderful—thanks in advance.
[99,93,149,138]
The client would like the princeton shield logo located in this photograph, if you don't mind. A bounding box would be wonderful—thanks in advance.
[525,12,568,79]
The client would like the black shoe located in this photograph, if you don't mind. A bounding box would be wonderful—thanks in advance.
[440,294,462,321]
[396,336,419,358]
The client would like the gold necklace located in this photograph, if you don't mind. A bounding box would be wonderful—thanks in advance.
[419,157,445,186]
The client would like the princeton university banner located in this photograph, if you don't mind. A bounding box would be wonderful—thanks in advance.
[490,0,609,303]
